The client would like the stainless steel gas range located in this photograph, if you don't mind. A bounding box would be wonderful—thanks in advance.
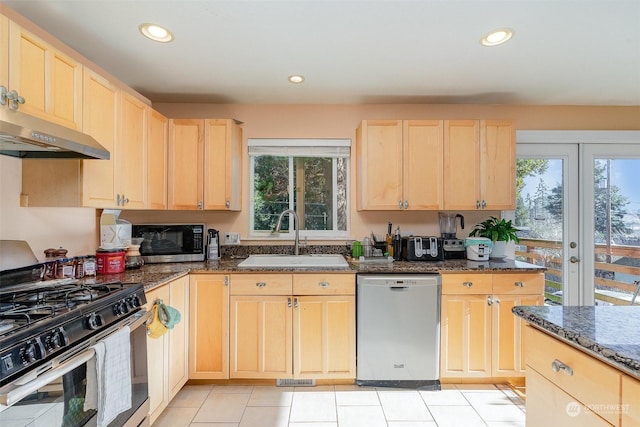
[0,241,150,427]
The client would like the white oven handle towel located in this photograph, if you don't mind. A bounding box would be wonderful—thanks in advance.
[84,325,132,427]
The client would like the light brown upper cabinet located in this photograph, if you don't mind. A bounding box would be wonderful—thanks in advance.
[168,118,242,210]
[1,15,8,89]
[356,120,443,210]
[117,92,149,209]
[147,109,168,210]
[443,120,516,210]
[7,20,82,130]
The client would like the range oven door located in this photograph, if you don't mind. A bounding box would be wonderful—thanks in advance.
[0,310,150,427]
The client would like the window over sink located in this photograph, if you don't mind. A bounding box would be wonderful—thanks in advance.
[248,139,350,239]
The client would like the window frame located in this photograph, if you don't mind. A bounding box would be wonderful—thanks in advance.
[248,138,351,240]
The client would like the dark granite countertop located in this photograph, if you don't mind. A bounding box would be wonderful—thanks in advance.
[512,305,640,379]
[83,257,543,292]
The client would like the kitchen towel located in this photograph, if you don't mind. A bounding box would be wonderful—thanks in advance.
[84,325,132,427]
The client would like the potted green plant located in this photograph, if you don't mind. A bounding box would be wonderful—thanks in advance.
[469,216,520,259]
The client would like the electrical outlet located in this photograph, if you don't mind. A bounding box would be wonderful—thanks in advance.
[225,232,241,245]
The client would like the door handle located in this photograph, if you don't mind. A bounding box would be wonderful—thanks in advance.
[570,256,580,263]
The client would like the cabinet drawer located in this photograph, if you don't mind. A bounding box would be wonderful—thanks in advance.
[526,368,613,427]
[293,274,355,295]
[441,274,492,294]
[526,326,621,425]
[230,274,292,295]
[493,273,544,295]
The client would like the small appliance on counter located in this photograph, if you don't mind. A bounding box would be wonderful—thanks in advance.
[439,212,466,259]
[402,236,444,261]
[465,237,493,261]
[207,228,221,260]
[132,223,205,263]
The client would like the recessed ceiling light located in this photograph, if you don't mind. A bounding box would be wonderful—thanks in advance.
[288,75,305,84]
[139,23,173,43]
[481,28,513,46]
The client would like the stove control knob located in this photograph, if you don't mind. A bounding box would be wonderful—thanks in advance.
[130,294,142,308]
[22,340,45,363]
[125,297,135,311]
[50,328,69,349]
[86,312,104,330]
[114,300,128,315]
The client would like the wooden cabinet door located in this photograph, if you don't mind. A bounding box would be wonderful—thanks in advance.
[293,295,356,379]
[622,375,640,426]
[403,120,444,210]
[203,119,242,210]
[118,92,148,209]
[1,15,8,88]
[148,109,168,209]
[230,295,292,379]
[481,120,516,210]
[491,293,543,377]
[440,293,491,378]
[189,274,229,379]
[443,120,480,210]
[168,276,189,400]
[8,21,82,130]
[168,119,204,209]
[82,69,119,208]
[356,120,403,210]
[144,285,170,425]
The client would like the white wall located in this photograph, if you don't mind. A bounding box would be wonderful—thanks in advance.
[0,156,98,260]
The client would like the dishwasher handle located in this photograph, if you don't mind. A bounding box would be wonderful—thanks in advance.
[390,286,409,291]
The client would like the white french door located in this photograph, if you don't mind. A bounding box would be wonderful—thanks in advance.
[517,131,640,306]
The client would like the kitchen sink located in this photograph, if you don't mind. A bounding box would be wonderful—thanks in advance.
[237,254,349,269]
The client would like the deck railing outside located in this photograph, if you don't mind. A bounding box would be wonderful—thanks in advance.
[516,238,640,306]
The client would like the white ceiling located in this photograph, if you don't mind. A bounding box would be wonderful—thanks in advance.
[3,0,640,106]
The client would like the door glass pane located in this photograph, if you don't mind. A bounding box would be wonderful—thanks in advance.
[592,158,640,306]
[515,158,564,305]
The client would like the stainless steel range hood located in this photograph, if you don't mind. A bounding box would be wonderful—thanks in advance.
[0,107,110,160]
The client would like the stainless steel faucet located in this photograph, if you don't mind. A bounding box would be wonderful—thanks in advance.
[274,209,300,255]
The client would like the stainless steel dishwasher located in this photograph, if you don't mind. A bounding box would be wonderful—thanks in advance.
[356,274,441,390]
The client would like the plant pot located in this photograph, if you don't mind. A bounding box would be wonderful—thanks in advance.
[490,241,507,259]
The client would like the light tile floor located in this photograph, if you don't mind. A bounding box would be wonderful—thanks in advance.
[154,383,526,427]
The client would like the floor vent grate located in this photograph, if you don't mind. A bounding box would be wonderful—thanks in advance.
[276,378,316,387]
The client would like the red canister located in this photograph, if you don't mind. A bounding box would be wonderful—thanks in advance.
[96,249,126,274]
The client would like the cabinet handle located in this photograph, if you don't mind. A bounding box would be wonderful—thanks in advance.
[123,196,129,205]
[398,200,403,209]
[256,282,266,288]
[318,281,330,288]
[551,359,574,376]
[462,282,473,288]
[476,200,481,209]
[514,281,525,287]
[481,200,486,209]
[1,87,25,110]
[494,297,500,304]
[287,297,292,308]
[197,201,203,210]
[404,200,409,209]
[224,276,229,286]
[226,200,231,208]
[487,296,493,305]
[293,297,299,308]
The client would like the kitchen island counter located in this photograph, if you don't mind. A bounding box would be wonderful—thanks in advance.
[512,305,640,379]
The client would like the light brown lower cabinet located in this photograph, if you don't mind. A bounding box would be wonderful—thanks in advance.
[440,272,544,379]
[229,273,356,380]
[523,325,635,427]
[188,274,229,379]
[145,275,189,425]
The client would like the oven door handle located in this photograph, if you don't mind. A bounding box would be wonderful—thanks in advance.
[0,347,96,407]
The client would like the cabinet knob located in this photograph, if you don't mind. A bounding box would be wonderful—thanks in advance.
[318,281,330,288]
[551,359,574,376]
[462,282,473,287]
[287,297,292,308]
[514,281,525,287]
[481,200,486,209]
[224,276,229,286]
[197,201,203,210]
[476,200,481,209]
[293,297,299,308]
[226,200,231,208]
[487,296,493,305]
[398,200,403,209]
[404,200,409,209]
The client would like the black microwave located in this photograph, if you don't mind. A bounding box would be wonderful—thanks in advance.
[132,224,205,263]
